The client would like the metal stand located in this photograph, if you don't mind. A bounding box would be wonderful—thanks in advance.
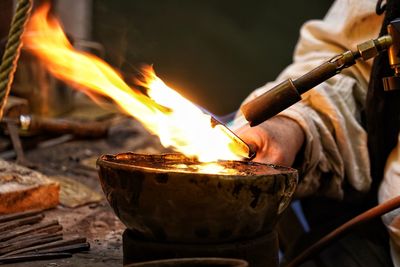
[122,229,279,267]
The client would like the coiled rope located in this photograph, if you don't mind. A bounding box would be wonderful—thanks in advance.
[0,0,32,119]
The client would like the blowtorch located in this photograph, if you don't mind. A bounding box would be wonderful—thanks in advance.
[238,19,400,128]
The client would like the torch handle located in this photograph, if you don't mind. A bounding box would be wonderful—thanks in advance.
[293,51,357,94]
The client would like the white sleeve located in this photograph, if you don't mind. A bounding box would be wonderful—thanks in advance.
[234,0,383,199]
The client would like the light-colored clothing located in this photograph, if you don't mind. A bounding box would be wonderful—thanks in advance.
[233,0,400,265]
[235,0,381,199]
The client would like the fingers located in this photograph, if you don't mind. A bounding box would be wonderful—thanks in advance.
[235,125,264,155]
[234,120,295,166]
[235,125,275,164]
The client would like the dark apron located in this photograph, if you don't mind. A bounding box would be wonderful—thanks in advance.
[286,1,400,266]
[367,0,400,204]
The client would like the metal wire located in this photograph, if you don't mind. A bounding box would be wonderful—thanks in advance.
[0,0,33,119]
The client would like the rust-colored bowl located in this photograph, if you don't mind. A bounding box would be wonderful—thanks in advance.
[97,153,297,243]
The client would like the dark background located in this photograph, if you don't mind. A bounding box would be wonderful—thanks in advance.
[0,1,333,116]
[92,1,332,115]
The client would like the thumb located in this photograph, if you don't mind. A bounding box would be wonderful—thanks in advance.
[235,127,265,156]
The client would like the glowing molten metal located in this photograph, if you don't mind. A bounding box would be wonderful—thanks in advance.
[22,5,249,163]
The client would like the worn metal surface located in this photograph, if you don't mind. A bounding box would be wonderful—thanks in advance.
[98,153,297,243]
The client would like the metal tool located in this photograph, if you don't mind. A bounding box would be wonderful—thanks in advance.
[0,114,109,164]
[0,97,30,164]
[240,35,393,127]
[5,120,28,165]
[17,114,109,138]
[210,116,255,159]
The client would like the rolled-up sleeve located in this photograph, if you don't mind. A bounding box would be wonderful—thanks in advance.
[234,0,382,199]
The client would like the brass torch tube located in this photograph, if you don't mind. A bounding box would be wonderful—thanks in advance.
[293,51,359,94]
[241,51,358,126]
[241,35,392,127]
[240,79,301,127]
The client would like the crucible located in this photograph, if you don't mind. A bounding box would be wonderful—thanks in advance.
[97,153,297,243]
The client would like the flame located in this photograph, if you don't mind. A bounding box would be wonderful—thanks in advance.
[22,4,248,162]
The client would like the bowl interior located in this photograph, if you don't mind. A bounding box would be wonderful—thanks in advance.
[98,152,297,176]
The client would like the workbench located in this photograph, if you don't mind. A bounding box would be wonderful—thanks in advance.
[2,116,167,267]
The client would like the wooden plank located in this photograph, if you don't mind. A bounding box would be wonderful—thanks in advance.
[0,160,59,214]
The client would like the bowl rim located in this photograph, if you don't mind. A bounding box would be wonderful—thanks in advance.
[96,152,298,178]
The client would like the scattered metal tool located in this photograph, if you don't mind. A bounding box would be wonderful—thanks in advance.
[0,210,89,264]
[0,113,110,164]
[18,114,109,138]
[5,119,28,165]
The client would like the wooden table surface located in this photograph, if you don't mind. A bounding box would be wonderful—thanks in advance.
[7,117,168,267]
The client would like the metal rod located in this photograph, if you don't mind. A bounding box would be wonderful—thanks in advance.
[0,214,44,233]
[35,242,90,254]
[0,234,63,255]
[0,209,43,224]
[0,228,62,248]
[0,220,59,242]
[0,252,72,264]
[3,237,87,256]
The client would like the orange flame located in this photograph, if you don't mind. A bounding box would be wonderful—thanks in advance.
[23,4,248,162]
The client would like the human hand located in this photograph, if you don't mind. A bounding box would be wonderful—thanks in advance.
[236,116,305,166]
